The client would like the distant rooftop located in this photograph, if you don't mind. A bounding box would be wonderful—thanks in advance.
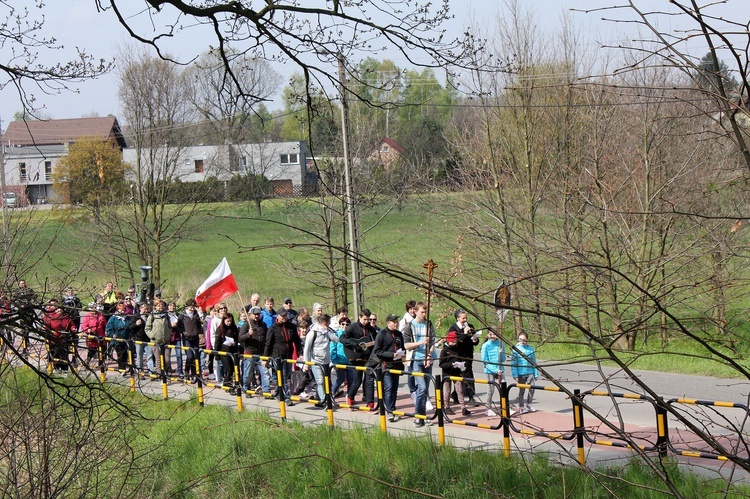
[2,116,126,148]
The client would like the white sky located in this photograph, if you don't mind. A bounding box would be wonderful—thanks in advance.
[0,1,744,129]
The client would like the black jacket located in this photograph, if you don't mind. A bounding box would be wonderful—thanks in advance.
[239,319,268,355]
[374,327,405,371]
[264,322,301,359]
[341,320,376,364]
[439,343,469,377]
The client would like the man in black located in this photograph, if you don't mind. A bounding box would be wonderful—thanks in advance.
[341,308,377,409]
[281,297,298,324]
[263,309,301,405]
[239,306,270,396]
[374,314,406,421]
[447,309,479,403]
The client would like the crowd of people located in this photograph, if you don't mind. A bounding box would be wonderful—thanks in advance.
[2,281,541,423]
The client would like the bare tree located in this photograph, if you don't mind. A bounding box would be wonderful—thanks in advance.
[117,46,203,285]
[187,49,281,144]
[584,1,750,171]
[0,1,111,116]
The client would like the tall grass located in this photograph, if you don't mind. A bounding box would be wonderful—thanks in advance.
[122,400,741,498]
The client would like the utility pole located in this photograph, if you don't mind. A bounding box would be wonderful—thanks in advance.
[337,53,365,313]
[0,116,8,271]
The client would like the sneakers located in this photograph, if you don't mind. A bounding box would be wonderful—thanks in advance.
[444,407,455,415]
[255,386,263,394]
[285,400,294,406]
[367,403,377,412]
[526,404,536,413]
[487,409,498,417]
[314,401,326,408]
[413,418,424,427]
[333,389,345,398]
[387,413,399,422]
[346,397,355,406]
[244,392,253,399]
[461,408,472,416]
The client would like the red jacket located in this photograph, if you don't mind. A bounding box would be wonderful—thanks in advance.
[43,308,77,345]
[80,311,107,348]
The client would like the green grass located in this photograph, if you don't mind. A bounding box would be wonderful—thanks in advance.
[105,396,750,497]
[8,196,750,379]
[537,337,747,378]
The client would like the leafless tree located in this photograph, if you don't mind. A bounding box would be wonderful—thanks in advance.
[0,1,111,116]
[117,46,204,286]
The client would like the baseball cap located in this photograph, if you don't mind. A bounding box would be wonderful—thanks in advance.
[283,297,292,304]
[385,314,399,323]
[249,306,262,315]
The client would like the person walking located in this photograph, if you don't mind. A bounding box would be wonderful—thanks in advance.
[481,327,505,417]
[510,333,539,415]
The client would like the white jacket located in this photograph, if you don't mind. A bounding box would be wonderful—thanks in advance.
[304,324,339,364]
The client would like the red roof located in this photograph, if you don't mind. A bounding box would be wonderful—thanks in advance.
[374,137,405,154]
[2,116,126,148]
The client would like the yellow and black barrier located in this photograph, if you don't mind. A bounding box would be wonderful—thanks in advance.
[665,397,750,462]
[579,389,658,454]
[505,381,576,443]
[8,339,750,468]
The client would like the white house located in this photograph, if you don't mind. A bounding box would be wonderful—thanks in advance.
[122,140,313,196]
[1,117,126,204]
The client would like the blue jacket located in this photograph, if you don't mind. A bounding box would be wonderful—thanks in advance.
[481,339,505,375]
[260,308,277,329]
[329,328,348,366]
[510,342,538,379]
[106,313,132,340]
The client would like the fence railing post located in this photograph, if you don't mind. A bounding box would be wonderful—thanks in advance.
[500,380,511,458]
[656,403,669,460]
[435,374,445,446]
[160,348,168,400]
[572,388,585,465]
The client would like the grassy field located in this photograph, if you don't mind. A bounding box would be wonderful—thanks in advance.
[8,197,750,378]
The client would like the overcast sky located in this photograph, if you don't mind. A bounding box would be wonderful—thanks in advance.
[0,1,743,130]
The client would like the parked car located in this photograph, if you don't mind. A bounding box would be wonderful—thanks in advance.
[2,192,17,208]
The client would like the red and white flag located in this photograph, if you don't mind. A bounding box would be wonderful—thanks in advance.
[195,258,239,309]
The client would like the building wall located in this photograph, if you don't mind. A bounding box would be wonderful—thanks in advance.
[2,145,65,203]
[122,141,308,187]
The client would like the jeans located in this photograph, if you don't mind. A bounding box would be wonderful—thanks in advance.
[347,363,374,404]
[311,364,326,400]
[516,373,535,407]
[331,365,347,393]
[136,342,148,371]
[243,355,271,393]
[165,340,183,375]
[383,370,400,413]
[278,361,292,402]
[214,358,224,384]
[147,343,165,374]
[183,338,199,376]
[410,360,432,416]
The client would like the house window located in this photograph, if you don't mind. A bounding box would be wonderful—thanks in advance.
[281,153,298,164]
[280,154,289,164]
[44,161,52,181]
[194,159,204,173]
[233,156,245,172]
[184,159,191,166]
[19,162,27,182]
[383,145,390,153]
[289,153,298,164]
